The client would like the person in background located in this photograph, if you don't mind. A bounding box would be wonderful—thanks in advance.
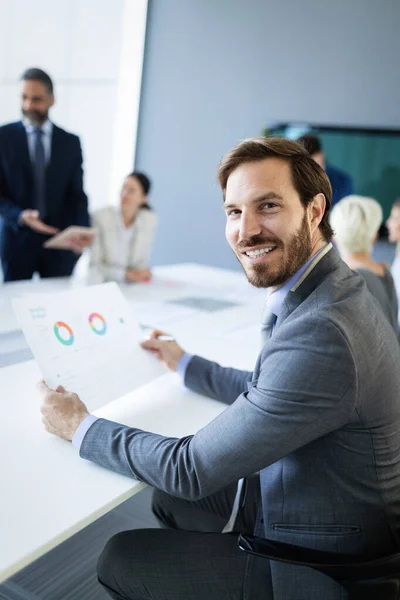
[297,134,353,207]
[89,172,157,283]
[0,68,91,281]
[330,195,398,331]
[386,198,400,328]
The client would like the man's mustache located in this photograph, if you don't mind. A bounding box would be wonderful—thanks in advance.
[236,235,281,251]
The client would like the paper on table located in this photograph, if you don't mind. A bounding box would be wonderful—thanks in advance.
[43,226,96,249]
[12,282,166,411]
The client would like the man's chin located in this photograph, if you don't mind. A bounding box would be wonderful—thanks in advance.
[243,264,277,289]
[23,113,46,126]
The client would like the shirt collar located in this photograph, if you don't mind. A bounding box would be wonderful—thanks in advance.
[23,119,53,135]
[117,207,137,232]
[266,243,331,317]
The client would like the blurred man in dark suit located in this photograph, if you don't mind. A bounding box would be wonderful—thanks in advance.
[297,134,353,207]
[0,68,91,281]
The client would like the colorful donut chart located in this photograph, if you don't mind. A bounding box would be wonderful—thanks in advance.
[88,312,107,335]
[54,321,74,346]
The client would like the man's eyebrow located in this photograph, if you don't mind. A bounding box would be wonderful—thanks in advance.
[224,192,284,211]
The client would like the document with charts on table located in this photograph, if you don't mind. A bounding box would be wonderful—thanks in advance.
[12,282,166,411]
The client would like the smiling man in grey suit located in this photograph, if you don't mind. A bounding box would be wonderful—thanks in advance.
[39,138,400,600]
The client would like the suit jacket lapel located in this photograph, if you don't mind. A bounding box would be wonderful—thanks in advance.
[276,245,341,327]
[47,125,59,178]
[15,121,33,177]
[46,125,63,209]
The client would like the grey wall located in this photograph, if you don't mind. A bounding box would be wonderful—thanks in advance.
[136,0,400,270]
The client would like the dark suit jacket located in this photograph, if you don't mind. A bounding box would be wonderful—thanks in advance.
[0,120,89,267]
[326,162,353,207]
[79,248,400,599]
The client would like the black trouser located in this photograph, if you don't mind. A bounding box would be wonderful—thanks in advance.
[1,229,77,281]
[97,477,273,600]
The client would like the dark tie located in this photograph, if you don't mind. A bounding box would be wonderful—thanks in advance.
[260,306,276,345]
[33,128,46,218]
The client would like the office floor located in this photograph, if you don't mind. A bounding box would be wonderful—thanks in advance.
[0,486,159,600]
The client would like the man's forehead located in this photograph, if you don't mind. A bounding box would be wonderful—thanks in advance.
[21,80,49,95]
[225,158,295,201]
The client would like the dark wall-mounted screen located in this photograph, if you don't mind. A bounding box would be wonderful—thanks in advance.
[264,123,400,223]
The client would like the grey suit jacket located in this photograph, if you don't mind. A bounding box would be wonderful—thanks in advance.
[80,248,400,599]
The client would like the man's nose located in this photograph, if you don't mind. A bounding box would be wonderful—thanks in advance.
[239,212,262,240]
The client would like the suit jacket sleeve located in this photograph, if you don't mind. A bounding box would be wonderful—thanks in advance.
[0,134,22,228]
[79,315,357,500]
[184,355,252,405]
[68,137,90,227]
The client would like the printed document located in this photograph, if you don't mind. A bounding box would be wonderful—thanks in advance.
[12,283,166,411]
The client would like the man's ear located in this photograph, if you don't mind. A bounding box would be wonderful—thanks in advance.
[309,193,326,231]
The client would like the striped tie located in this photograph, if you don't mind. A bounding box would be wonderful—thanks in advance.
[261,306,276,345]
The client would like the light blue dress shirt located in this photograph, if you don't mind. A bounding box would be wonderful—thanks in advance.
[72,245,329,449]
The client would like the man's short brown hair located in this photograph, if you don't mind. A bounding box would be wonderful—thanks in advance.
[218,137,333,241]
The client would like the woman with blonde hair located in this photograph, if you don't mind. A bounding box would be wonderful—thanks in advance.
[330,195,398,331]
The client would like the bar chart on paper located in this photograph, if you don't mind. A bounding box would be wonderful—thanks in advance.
[12,283,166,411]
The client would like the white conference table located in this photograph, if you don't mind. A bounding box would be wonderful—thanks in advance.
[0,263,264,583]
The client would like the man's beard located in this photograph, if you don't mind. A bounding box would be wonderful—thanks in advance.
[236,213,313,288]
[22,109,48,126]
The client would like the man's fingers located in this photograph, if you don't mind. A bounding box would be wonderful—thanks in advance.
[37,379,65,397]
[37,380,51,396]
[41,415,58,436]
[141,338,163,351]
[37,223,59,235]
[150,329,168,340]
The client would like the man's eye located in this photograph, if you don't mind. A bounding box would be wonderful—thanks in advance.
[261,203,277,210]
[227,209,240,217]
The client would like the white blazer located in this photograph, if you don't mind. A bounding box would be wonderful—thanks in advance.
[391,244,400,328]
[89,206,157,282]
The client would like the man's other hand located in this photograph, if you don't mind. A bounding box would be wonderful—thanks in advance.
[141,329,185,371]
[20,209,59,235]
[38,380,90,441]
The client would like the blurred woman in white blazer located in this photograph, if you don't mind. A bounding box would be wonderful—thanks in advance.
[90,172,157,283]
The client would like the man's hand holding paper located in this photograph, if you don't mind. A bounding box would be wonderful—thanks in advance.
[141,329,185,370]
[38,381,89,441]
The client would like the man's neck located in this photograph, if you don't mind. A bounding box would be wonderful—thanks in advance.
[310,236,327,257]
[270,237,327,294]
[24,117,50,128]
